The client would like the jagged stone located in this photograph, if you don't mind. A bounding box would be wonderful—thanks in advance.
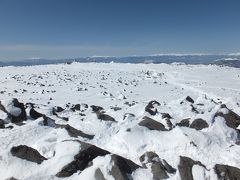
[109,154,140,180]
[178,156,206,180]
[54,106,65,113]
[10,145,47,164]
[0,119,5,129]
[64,124,94,139]
[176,119,190,127]
[94,168,106,180]
[91,105,104,113]
[214,164,240,180]
[166,119,173,130]
[161,113,172,119]
[0,98,27,123]
[145,100,160,116]
[215,104,240,130]
[56,142,110,177]
[96,112,116,122]
[71,104,81,112]
[190,119,209,130]
[29,108,44,119]
[42,116,56,127]
[186,96,194,104]
[139,116,167,131]
[140,152,176,180]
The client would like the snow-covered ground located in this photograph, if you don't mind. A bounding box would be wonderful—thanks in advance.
[0,62,240,180]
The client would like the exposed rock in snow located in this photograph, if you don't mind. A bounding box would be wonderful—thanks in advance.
[178,156,207,180]
[189,118,209,130]
[56,141,110,177]
[0,98,26,123]
[214,164,240,180]
[0,63,240,179]
[10,145,47,164]
[139,116,167,131]
[140,151,176,179]
[176,118,190,127]
[145,100,160,116]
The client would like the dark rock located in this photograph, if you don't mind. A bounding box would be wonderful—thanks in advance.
[139,116,167,131]
[74,104,81,111]
[110,106,122,111]
[140,152,176,180]
[140,151,159,167]
[30,108,44,120]
[109,154,141,180]
[42,116,56,127]
[91,105,104,113]
[145,100,160,115]
[176,119,190,127]
[96,112,116,122]
[94,168,106,180]
[186,96,194,104]
[190,105,199,114]
[0,119,5,129]
[55,106,65,112]
[162,159,176,174]
[5,177,18,180]
[190,119,209,130]
[215,105,240,130]
[64,124,94,139]
[161,113,172,119]
[215,164,240,180]
[10,145,47,164]
[0,99,27,123]
[178,156,206,180]
[56,142,110,177]
[166,119,173,130]
[71,104,81,112]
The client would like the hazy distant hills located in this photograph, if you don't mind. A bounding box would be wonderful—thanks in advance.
[0,54,240,67]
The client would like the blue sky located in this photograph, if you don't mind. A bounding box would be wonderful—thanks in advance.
[0,0,240,60]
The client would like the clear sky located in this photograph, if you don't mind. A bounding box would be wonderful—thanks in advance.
[0,0,240,60]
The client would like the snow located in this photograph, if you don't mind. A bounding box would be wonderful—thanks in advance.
[0,62,240,179]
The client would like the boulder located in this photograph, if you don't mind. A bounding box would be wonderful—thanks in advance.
[178,156,206,180]
[29,108,44,120]
[91,105,104,113]
[0,119,5,129]
[56,142,110,177]
[140,151,176,180]
[214,164,240,180]
[54,106,65,112]
[0,98,27,123]
[42,116,56,127]
[71,104,81,112]
[109,154,141,180]
[10,145,47,164]
[145,100,160,115]
[96,112,116,122]
[94,168,106,180]
[186,96,194,104]
[190,119,209,130]
[215,104,240,130]
[161,113,172,119]
[139,116,167,131]
[165,119,173,130]
[64,124,94,139]
[176,119,190,127]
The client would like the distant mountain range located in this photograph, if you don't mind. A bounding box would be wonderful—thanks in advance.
[0,54,240,67]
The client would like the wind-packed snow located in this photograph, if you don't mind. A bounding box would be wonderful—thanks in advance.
[0,62,240,180]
